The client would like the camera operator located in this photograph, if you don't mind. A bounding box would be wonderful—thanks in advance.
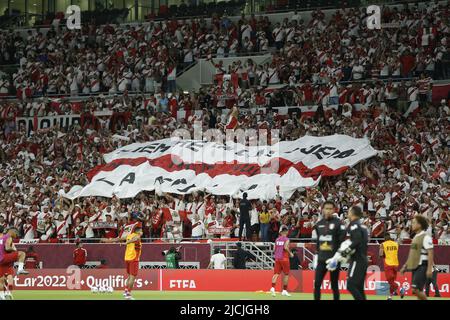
[162,246,182,269]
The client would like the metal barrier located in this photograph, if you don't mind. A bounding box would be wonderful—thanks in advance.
[51,237,386,244]
[3,0,426,29]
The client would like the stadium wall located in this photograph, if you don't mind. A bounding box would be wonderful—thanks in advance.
[16,243,450,270]
[16,243,211,269]
[12,269,450,297]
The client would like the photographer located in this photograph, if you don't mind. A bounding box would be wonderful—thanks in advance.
[163,246,181,269]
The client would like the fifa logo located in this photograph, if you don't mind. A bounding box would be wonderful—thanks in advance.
[66,5,81,30]
[366,5,381,30]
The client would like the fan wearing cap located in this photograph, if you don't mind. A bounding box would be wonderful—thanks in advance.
[269,226,294,297]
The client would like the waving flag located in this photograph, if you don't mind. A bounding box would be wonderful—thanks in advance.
[62,135,378,200]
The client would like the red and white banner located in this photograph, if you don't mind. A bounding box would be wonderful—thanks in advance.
[207,227,232,235]
[61,136,378,200]
[12,269,450,298]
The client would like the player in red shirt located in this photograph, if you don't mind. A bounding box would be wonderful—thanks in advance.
[0,227,29,300]
[73,242,87,268]
[270,226,294,297]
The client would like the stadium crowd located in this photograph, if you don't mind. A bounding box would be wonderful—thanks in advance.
[0,2,449,245]
[0,90,448,243]
[0,1,449,99]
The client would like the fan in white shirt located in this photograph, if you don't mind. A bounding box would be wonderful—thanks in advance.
[101,206,116,221]
[191,214,205,239]
[241,23,252,43]
[272,24,285,43]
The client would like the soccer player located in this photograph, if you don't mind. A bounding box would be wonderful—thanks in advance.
[326,206,369,300]
[313,200,346,300]
[103,223,143,300]
[379,233,400,300]
[0,227,29,300]
[122,224,143,300]
[400,215,434,300]
[270,226,294,297]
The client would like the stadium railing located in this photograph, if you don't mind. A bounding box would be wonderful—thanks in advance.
[1,76,440,102]
[35,237,386,244]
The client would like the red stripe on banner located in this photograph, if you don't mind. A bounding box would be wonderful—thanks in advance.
[86,155,349,182]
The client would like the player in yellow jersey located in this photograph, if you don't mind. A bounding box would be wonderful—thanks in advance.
[379,234,400,300]
[122,224,143,300]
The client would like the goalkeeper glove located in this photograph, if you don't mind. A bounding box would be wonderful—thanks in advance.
[340,246,353,257]
[337,239,355,258]
[326,256,339,271]
[325,252,345,271]
[326,251,351,271]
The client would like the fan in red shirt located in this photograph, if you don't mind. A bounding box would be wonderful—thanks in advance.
[102,215,117,239]
[400,50,416,77]
[73,242,87,268]
[223,211,236,229]
[205,196,216,217]
[299,213,313,238]
[302,80,314,103]
[151,208,164,238]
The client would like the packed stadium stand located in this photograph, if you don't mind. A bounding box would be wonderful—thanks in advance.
[0,0,449,249]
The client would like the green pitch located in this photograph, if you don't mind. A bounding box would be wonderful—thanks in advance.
[9,291,448,300]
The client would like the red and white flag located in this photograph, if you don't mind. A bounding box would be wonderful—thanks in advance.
[62,136,378,201]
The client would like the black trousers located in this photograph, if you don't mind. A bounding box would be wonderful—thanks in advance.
[412,263,428,291]
[347,259,368,300]
[425,270,440,297]
[314,261,340,300]
[239,217,251,240]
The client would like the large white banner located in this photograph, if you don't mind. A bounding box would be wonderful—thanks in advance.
[62,135,378,200]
